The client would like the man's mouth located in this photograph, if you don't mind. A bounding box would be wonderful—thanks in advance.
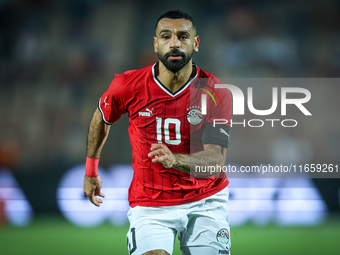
[168,54,182,60]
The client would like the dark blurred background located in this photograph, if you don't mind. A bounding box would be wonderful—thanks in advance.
[0,0,339,226]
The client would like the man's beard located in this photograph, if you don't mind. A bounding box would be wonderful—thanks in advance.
[158,48,193,73]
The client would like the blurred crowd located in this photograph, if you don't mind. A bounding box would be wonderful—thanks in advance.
[0,0,339,172]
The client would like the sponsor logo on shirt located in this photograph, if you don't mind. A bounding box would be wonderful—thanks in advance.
[139,108,154,117]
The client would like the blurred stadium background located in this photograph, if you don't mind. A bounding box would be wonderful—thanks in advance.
[0,0,339,254]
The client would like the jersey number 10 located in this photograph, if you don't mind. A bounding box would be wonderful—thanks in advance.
[156,117,181,145]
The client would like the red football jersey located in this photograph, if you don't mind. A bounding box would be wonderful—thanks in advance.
[99,63,232,207]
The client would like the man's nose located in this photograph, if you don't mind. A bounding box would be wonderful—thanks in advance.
[170,35,180,48]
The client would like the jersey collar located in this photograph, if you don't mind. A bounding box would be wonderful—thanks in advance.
[152,63,198,97]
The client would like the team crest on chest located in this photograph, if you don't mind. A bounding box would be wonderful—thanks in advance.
[186,106,203,125]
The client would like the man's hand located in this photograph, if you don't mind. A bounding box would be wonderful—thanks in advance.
[148,143,227,174]
[148,143,176,168]
[83,175,105,207]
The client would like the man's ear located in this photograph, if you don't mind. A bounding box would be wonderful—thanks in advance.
[193,35,200,52]
[154,36,158,53]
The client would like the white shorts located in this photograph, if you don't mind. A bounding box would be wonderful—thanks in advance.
[126,187,230,255]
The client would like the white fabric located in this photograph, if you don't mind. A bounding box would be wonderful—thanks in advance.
[126,187,231,255]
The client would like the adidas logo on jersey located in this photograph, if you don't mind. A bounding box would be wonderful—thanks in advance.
[139,108,154,117]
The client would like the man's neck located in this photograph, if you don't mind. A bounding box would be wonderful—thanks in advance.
[156,61,195,93]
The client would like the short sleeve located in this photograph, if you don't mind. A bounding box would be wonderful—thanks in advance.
[201,83,232,148]
[98,75,128,125]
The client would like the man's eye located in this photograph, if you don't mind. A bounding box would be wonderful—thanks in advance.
[179,36,188,40]
[162,35,170,39]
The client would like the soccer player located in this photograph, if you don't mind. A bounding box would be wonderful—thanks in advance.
[83,10,232,255]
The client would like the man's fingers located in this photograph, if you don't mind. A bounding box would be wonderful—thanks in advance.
[88,192,104,207]
[149,143,173,167]
[90,195,103,207]
[148,149,164,158]
[95,197,103,205]
[150,143,163,150]
[152,155,168,163]
[92,199,101,207]
[94,190,105,198]
[83,175,105,207]
[89,194,99,207]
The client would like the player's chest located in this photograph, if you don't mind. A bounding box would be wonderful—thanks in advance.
[128,96,205,140]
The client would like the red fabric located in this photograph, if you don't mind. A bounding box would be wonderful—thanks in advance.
[99,63,232,207]
[85,157,99,177]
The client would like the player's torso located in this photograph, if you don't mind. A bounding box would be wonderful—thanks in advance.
[126,72,204,156]
[120,65,229,206]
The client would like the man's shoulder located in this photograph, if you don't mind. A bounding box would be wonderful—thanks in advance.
[107,65,153,94]
[197,66,217,79]
[195,66,222,88]
[195,66,229,97]
[114,64,153,82]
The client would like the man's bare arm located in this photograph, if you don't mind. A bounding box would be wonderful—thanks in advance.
[148,143,227,175]
[87,108,111,158]
[83,108,111,207]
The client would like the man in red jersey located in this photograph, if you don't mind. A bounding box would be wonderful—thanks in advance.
[83,10,232,255]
